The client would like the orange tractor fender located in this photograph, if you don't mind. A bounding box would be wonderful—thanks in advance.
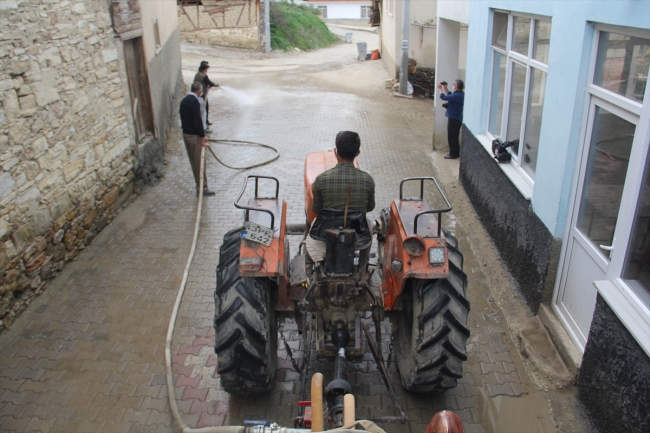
[380,199,450,310]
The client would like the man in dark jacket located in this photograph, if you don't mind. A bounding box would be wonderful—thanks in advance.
[438,79,465,159]
[179,81,215,196]
[194,61,219,127]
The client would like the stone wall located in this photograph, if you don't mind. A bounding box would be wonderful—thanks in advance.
[178,3,260,50]
[579,295,650,433]
[459,125,556,313]
[178,2,257,31]
[181,26,259,50]
[0,0,137,331]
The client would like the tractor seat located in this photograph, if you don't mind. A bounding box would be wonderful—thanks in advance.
[309,208,371,248]
[396,199,439,238]
[247,198,282,237]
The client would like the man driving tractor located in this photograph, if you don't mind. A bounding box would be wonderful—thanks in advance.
[305,131,376,272]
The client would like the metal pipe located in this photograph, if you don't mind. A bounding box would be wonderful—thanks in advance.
[264,0,271,54]
[335,347,346,380]
[399,0,410,95]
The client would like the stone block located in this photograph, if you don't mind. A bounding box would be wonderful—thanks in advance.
[102,187,118,208]
[0,172,15,202]
[38,170,63,193]
[38,47,62,67]
[101,138,130,166]
[38,142,68,170]
[33,83,60,107]
[3,158,18,171]
[18,187,41,213]
[3,89,20,119]
[19,94,36,111]
[5,61,29,75]
[102,49,117,64]
[50,194,72,219]
[32,209,51,235]
[12,223,35,252]
[29,137,49,159]
[63,159,84,182]
[0,79,14,91]
[71,90,88,113]
[0,217,9,239]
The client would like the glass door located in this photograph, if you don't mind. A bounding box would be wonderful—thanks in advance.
[555,97,637,350]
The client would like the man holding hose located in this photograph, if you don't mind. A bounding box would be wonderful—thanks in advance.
[179,81,215,197]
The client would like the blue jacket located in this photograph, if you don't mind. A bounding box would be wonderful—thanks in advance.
[440,90,464,122]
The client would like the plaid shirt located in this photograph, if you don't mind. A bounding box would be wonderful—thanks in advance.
[312,162,375,214]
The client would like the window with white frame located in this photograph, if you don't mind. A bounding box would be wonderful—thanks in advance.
[318,5,327,19]
[488,11,551,182]
[361,5,371,19]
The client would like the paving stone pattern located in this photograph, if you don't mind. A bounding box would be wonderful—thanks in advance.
[0,67,527,432]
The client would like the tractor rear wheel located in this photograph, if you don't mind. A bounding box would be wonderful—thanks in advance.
[214,228,277,395]
[395,260,470,393]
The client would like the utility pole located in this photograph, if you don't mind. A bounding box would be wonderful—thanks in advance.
[399,0,410,95]
[265,0,271,54]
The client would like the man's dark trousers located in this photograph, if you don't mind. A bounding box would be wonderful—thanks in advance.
[447,118,462,158]
[183,134,208,190]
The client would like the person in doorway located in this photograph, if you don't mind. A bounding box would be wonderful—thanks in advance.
[437,79,465,159]
[305,131,375,271]
[194,61,219,128]
[179,81,215,197]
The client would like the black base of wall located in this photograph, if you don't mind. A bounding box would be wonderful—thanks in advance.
[579,295,650,433]
[459,125,553,313]
[135,137,165,188]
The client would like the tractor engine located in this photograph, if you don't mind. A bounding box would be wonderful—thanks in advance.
[310,279,369,361]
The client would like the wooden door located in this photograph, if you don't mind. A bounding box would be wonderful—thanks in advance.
[123,37,155,140]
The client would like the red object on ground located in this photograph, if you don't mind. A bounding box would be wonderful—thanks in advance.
[294,403,312,429]
[425,410,465,433]
[370,49,380,60]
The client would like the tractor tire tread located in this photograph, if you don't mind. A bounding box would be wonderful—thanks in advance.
[214,228,277,396]
[395,256,470,394]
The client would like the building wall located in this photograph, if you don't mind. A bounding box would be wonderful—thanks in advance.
[464,0,649,238]
[178,2,258,30]
[380,0,400,79]
[437,0,468,24]
[0,0,137,330]
[177,3,259,49]
[140,27,184,184]
[140,0,179,62]
[140,1,184,183]
[578,295,650,433]
[409,0,436,70]
[462,1,650,429]
[314,2,370,20]
[409,25,436,68]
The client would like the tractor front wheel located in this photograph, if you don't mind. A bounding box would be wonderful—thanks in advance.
[395,260,470,393]
[214,228,277,395]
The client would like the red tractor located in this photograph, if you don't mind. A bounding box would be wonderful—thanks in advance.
[214,150,469,426]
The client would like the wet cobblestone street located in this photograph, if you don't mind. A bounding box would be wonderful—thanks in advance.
[0,31,561,433]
